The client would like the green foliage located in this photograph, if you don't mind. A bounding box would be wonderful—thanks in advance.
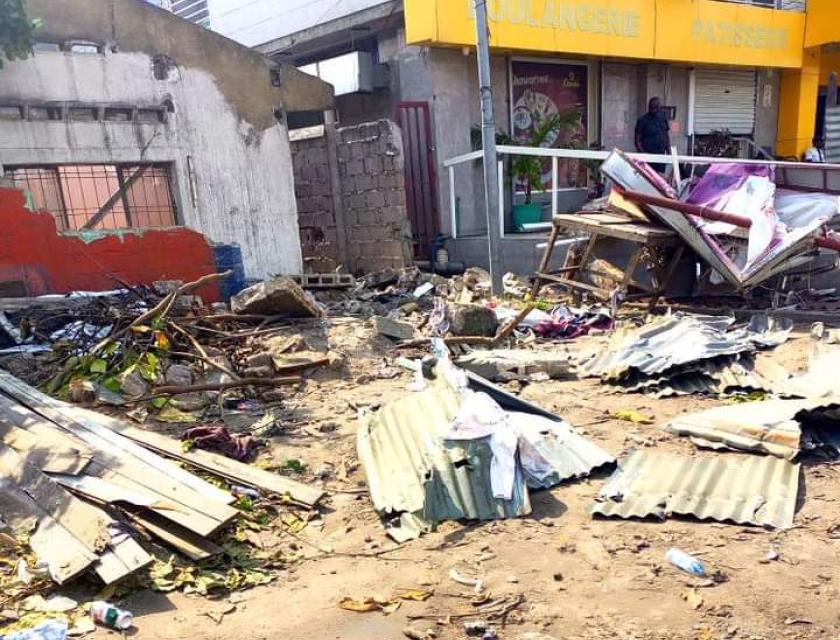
[512,108,582,203]
[0,0,40,68]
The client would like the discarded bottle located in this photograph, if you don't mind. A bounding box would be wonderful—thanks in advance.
[90,601,133,630]
[231,485,260,500]
[665,548,706,577]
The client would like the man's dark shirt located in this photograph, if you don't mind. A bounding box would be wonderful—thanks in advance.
[635,112,669,154]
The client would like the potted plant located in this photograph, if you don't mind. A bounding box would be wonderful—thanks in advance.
[511,109,581,230]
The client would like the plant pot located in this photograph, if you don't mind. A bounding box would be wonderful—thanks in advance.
[512,203,543,231]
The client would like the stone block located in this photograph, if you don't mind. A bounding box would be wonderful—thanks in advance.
[372,316,415,341]
[448,304,498,337]
[365,190,386,209]
[231,277,324,318]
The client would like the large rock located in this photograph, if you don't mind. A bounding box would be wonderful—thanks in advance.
[231,277,323,318]
[448,304,498,337]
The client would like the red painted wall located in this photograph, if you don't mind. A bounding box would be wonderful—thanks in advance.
[0,187,221,302]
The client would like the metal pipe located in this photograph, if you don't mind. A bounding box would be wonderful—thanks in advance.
[620,189,754,228]
[619,188,840,253]
[474,0,503,295]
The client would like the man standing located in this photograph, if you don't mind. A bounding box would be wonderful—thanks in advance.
[635,97,670,171]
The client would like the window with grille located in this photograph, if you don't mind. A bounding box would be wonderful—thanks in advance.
[7,164,178,231]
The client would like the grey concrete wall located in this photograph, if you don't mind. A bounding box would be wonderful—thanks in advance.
[641,64,690,153]
[601,63,641,152]
[290,130,342,273]
[755,69,781,155]
[0,0,338,279]
[336,120,413,273]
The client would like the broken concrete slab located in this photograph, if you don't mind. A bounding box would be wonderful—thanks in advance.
[373,316,415,341]
[455,349,573,382]
[231,277,323,318]
[448,304,498,337]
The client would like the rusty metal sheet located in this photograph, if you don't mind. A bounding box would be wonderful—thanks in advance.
[590,450,800,529]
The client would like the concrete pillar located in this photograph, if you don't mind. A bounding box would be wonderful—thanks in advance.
[777,47,822,159]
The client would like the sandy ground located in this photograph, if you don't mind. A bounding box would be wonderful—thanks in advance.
[88,319,839,640]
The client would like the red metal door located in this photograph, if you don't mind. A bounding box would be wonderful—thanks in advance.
[395,102,439,258]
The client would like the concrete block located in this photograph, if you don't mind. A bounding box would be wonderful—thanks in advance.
[448,303,498,337]
[365,191,386,209]
[231,277,324,318]
[455,349,573,382]
[346,160,364,176]
[364,156,383,174]
[372,316,415,341]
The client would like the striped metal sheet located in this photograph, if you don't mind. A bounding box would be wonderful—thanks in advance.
[694,69,757,135]
[508,413,614,489]
[578,314,749,382]
[825,106,840,165]
[591,450,800,529]
[357,378,531,541]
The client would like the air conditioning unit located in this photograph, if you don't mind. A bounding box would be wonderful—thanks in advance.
[299,51,374,96]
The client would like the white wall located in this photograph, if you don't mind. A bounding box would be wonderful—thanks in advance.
[208,0,391,47]
[0,49,302,278]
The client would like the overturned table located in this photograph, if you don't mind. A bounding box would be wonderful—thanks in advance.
[531,211,685,306]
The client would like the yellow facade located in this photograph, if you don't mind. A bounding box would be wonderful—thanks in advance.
[405,0,805,68]
[404,0,840,159]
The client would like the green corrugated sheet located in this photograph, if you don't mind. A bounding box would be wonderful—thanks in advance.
[357,377,531,541]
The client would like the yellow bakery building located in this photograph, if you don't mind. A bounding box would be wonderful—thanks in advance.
[403,0,838,159]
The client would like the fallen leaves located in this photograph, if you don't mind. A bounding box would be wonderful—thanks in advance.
[612,410,654,425]
[339,588,434,614]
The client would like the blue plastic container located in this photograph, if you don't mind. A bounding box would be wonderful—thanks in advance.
[212,244,247,301]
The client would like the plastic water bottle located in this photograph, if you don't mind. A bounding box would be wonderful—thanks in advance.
[665,548,706,577]
[90,601,133,630]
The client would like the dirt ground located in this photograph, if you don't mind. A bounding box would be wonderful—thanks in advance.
[95,318,839,640]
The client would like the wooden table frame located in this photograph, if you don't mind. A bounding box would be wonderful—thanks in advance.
[531,212,686,308]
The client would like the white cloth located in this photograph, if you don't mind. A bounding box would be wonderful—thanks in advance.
[445,391,519,500]
[804,147,825,163]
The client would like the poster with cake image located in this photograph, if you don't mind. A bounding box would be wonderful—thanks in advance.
[511,61,588,190]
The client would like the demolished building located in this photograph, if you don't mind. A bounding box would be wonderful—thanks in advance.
[0,0,334,285]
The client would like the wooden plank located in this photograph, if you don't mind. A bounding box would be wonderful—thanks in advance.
[55,476,220,562]
[0,445,101,583]
[552,213,678,243]
[119,426,325,508]
[0,373,233,505]
[95,534,153,585]
[0,390,237,537]
[124,509,222,561]
[0,420,92,475]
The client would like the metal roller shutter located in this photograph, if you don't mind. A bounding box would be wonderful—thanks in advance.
[693,69,757,136]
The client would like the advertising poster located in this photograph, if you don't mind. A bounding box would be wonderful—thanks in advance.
[510,61,588,190]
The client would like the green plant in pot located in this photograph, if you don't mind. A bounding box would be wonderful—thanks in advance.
[511,109,581,231]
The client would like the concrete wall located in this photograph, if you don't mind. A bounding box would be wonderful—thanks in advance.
[291,120,412,275]
[0,187,221,300]
[755,68,782,155]
[208,0,392,47]
[338,120,413,273]
[0,0,332,279]
[291,129,342,273]
[602,63,642,152]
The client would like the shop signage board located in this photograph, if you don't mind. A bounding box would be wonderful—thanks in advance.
[406,0,805,69]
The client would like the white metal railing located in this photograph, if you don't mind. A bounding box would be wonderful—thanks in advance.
[444,145,840,240]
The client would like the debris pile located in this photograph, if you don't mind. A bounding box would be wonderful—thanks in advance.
[358,361,613,541]
[578,313,793,397]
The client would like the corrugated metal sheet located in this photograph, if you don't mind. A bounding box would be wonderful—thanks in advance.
[357,378,531,541]
[508,413,614,489]
[694,69,757,135]
[826,107,840,164]
[579,314,750,381]
[668,398,840,459]
[591,450,800,529]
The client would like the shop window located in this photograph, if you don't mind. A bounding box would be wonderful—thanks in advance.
[7,164,179,231]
